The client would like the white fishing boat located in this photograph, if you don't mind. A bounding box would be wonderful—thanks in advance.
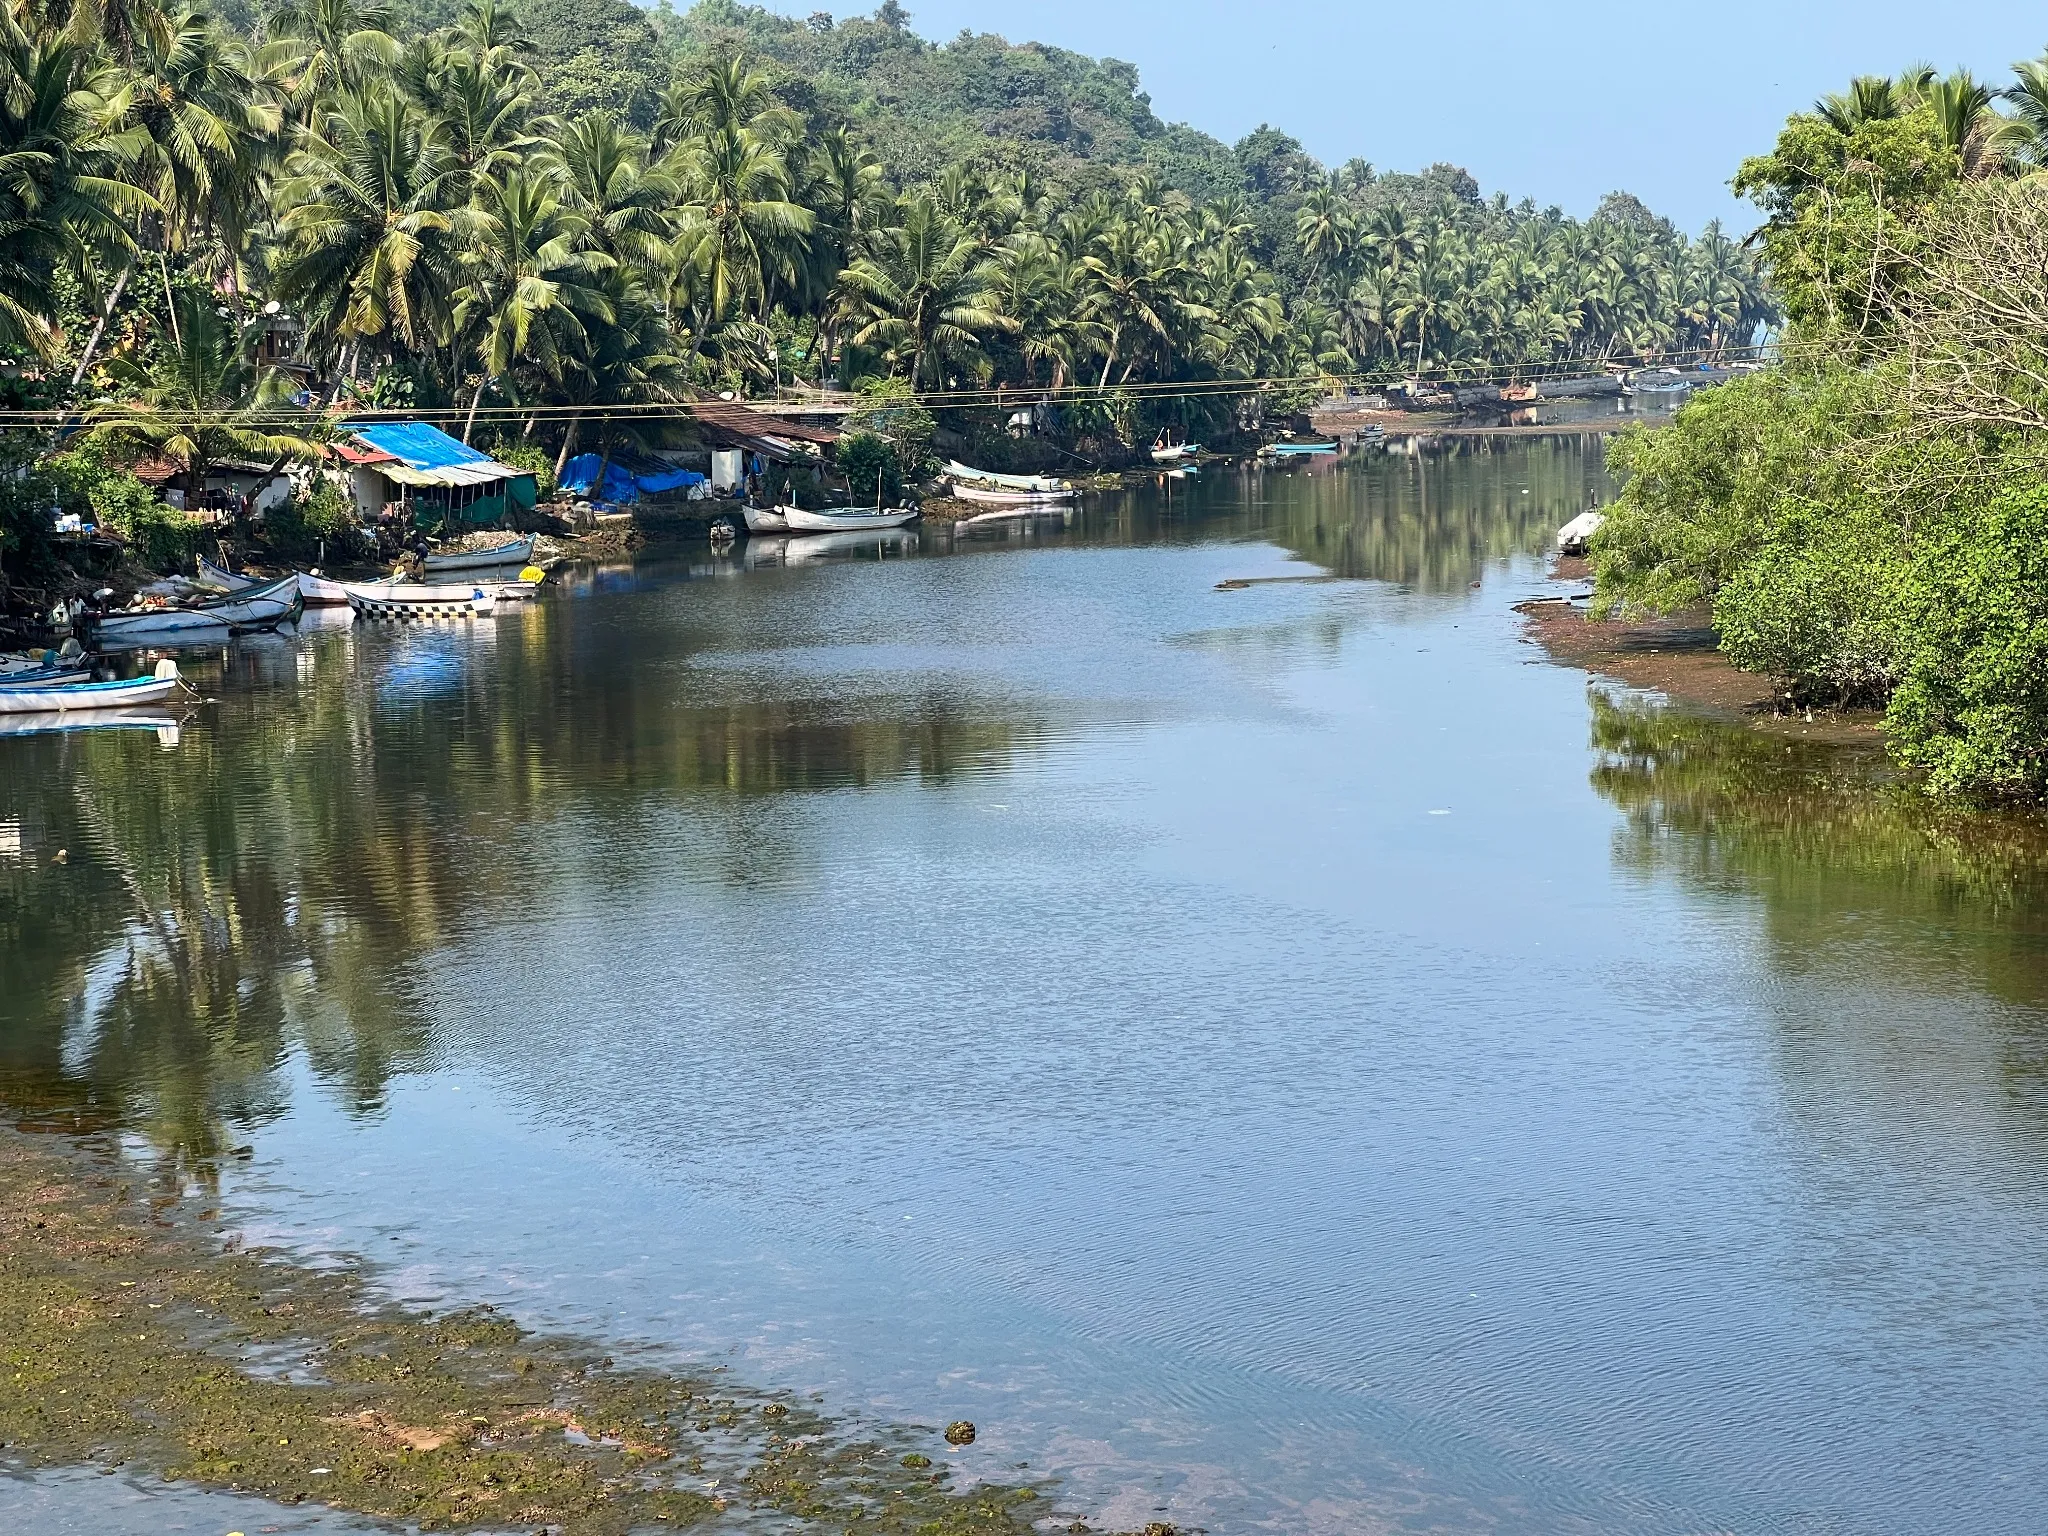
[1150,442,1202,463]
[341,580,499,619]
[742,505,791,534]
[780,505,920,533]
[425,537,534,574]
[942,462,1071,494]
[90,574,302,644]
[199,555,351,607]
[949,482,1076,506]
[1557,511,1606,555]
[0,659,187,713]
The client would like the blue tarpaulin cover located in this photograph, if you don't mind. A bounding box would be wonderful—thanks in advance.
[558,454,706,502]
[350,421,496,469]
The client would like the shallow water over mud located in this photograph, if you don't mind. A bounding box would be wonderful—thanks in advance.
[7,440,2048,1535]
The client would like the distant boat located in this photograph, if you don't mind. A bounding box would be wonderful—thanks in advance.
[425,537,534,573]
[942,462,1071,494]
[341,580,499,620]
[1260,441,1339,457]
[0,659,188,714]
[1151,443,1202,463]
[779,505,920,533]
[949,482,1076,506]
[89,574,302,644]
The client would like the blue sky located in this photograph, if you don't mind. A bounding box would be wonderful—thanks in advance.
[826,1,2048,233]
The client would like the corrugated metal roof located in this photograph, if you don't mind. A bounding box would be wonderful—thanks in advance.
[377,461,523,489]
[349,421,498,469]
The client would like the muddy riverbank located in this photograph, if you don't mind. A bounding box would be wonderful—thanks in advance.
[1520,557,1883,745]
[0,1127,1118,1536]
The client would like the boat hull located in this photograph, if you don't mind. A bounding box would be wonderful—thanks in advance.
[949,483,1076,505]
[424,538,534,574]
[1150,444,1202,462]
[779,506,920,533]
[742,506,791,533]
[200,557,349,606]
[0,662,185,713]
[0,666,92,688]
[342,581,499,620]
[942,462,1070,494]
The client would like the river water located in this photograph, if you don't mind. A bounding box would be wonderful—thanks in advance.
[6,440,2048,1535]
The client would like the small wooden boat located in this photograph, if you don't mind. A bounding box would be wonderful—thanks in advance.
[942,462,1071,494]
[0,659,187,713]
[1261,441,1339,457]
[742,505,790,534]
[779,505,920,533]
[949,482,1077,506]
[425,537,534,573]
[1557,511,1606,555]
[341,580,499,620]
[90,575,302,644]
[0,662,93,688]
[1150,443,1202,463]
[199,555,351,607]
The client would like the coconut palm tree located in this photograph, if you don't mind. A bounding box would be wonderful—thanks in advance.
[669,121,812,334]
[841,196,1011,390]
[274,87,460,369]
[452,164,613,438]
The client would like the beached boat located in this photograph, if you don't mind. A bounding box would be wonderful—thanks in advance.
[199,555,351,607]
[0,659,187,714]
[942,462,1071,494]
[742,505,790,534]
[1557,511,1606,555]
[779,505,920,533]
[89,575,302,644]
[425,537,534,573]
[949,482,1077,506]
[1150,443,1202,463]
[341,580,499,619]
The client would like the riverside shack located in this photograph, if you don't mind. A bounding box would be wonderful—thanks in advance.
[335,422,537,532]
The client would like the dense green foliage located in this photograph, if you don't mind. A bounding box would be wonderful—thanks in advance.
[1,0,1760,500]
[1597,60,2048,799]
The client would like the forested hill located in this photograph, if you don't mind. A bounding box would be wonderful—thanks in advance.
[385,0,1632,288]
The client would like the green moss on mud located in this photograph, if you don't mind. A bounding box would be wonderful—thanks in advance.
[0,1129,1090,1534]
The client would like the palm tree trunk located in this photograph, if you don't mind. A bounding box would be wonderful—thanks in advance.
[160,254,181,347]
[463,375,491,444]
[552,414,582,480]
[70,265,133,388]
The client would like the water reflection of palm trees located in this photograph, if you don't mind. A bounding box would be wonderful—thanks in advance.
[0,601,1039,1166]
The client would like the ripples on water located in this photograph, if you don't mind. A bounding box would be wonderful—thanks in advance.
[6,442,2048,1534]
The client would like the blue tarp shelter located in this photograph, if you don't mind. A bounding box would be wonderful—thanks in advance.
[558,453,707,504]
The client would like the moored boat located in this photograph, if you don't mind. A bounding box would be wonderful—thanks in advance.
[1150,442,1202,462]
[942,462,1071,494]
[89,574,302,644]
[342,580,499,619]
[948,482,1077,506]
[779,505,920,533]
[424,537,534,574]
[742,505,791,534]
[0,662,92,688]
[1261,441,1339,457]
[199,555,351,607]
[0,659,188,714]
[1557,510,1606,555]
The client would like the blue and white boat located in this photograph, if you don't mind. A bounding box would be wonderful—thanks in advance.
[0,659,188,713]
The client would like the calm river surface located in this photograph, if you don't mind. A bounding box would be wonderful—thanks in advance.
[7,440,2048,1535]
